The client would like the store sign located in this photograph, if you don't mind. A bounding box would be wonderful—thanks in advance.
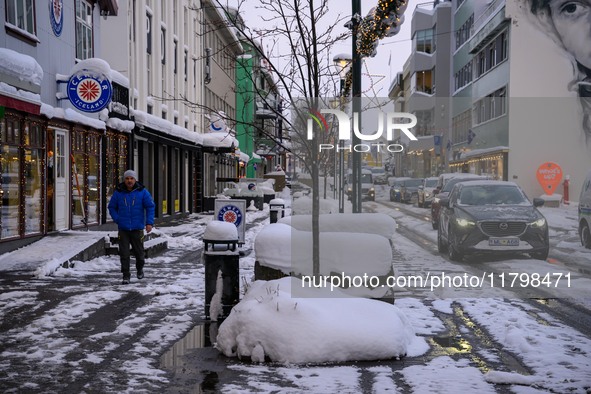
[67,74,112,113]
[536,162,562,195]
[215,199,246,243]
[49,0,64,37]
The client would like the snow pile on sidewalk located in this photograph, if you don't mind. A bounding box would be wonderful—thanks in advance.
[215,277,427,363]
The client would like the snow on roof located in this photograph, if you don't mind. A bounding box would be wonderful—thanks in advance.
[133,109,204,145]
[236,150,250,162]
[202,132,238,148]
[106,117,134,133]
[215,277,423,363]
[459,146,509,160]
[0,47,43,87]
[41,104,106,130]
[110,69,130,88]
[0,81,41,105]
[69,58,112,81]
[460,180,519,187]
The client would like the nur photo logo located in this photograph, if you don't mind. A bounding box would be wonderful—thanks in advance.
[306,109,418,153]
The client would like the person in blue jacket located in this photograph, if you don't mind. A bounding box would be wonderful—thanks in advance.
[108,170,155,284]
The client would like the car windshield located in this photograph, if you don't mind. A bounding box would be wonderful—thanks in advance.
[441,177,480,193]
[372,168,385,174]
[458,185,529,206]
[361,174,373,183]
[404,179,423,187]
[425,179,438,187]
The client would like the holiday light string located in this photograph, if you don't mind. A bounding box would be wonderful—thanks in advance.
[342,0,408,97]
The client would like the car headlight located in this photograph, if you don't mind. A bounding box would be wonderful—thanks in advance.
[347,187,352,193]
[456,218,475,227]
[370,187,375,192]
[530,218,546,228]
[425,192,430,198]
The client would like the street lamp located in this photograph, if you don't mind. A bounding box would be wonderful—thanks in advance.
[333,54,352,213]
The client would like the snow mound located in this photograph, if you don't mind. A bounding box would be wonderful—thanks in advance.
[215,277,417,364]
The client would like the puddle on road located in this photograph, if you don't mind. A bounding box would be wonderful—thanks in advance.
[161,322,218,369]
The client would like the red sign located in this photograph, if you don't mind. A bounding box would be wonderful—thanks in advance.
[536,162,563,195]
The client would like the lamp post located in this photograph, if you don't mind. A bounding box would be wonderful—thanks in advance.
[332,53,352,214]
[351,0,362,213]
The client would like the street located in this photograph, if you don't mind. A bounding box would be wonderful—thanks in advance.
[1,189,591,393]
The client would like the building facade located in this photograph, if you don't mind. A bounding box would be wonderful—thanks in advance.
[0,0,121,253]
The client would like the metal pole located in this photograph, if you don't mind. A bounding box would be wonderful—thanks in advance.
[351,0,362,213]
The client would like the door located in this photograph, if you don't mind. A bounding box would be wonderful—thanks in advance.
[54,130,69,230]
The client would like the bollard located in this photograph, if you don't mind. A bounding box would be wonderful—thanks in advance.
[203,221,240,320]
[269,198,286,223]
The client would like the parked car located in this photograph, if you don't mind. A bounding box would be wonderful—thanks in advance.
[437,180,549,261]
[417,177,438,208]
[579,169,591,248]
[400,178,424,204]
[431,174,486,229]
[389,177,411,202]
[346,169,375,201]
[371,167,389,185]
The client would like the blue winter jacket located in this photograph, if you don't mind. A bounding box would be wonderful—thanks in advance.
[108,181,155,231]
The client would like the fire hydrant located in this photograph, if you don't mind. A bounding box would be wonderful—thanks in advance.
[563,175,570,205]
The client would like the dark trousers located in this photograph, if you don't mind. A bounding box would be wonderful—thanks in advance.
[118,230,145,276]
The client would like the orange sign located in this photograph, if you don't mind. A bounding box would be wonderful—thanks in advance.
[536,162,563,195]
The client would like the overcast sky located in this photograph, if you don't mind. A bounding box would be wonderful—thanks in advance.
[224,0,422,99]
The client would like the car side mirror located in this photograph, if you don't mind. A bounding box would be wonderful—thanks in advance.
[440,198,450,208]
[433,188,440,195]
[533,198,545,207]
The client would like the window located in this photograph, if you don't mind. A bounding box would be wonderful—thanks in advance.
[415,28,435,54]
[473,86,508,125]
[5,0,36,36]
[455,14,473,50]
[76,0,93,60]
[414,69,434,94]
[475,29,509,78]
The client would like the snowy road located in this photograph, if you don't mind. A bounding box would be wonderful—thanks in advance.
[1,197,591,393]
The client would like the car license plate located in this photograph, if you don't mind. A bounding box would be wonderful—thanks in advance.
[489,237,519,246]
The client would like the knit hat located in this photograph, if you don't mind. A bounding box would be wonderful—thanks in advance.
[124,170,137,180]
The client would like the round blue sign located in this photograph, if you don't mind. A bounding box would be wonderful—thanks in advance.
[217,205,243,227]
[67,74,112,113]
[49,0,64,37]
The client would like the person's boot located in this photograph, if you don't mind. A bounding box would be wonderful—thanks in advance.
[122,272,131,284]
[136,260,145,279]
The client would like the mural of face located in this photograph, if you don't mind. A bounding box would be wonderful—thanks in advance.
[547,0,591,70]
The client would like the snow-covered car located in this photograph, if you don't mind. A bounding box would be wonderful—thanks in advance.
[579,169,591,248]
[417,177,438,208]
[437,181,549,261]
[431,175,486,229]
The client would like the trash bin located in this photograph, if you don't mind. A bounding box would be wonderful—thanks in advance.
[269,198,285,224]
[203,221,240,320]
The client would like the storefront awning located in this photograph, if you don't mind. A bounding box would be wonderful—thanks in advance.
[202,132,239,152]
[0,93,40,115]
